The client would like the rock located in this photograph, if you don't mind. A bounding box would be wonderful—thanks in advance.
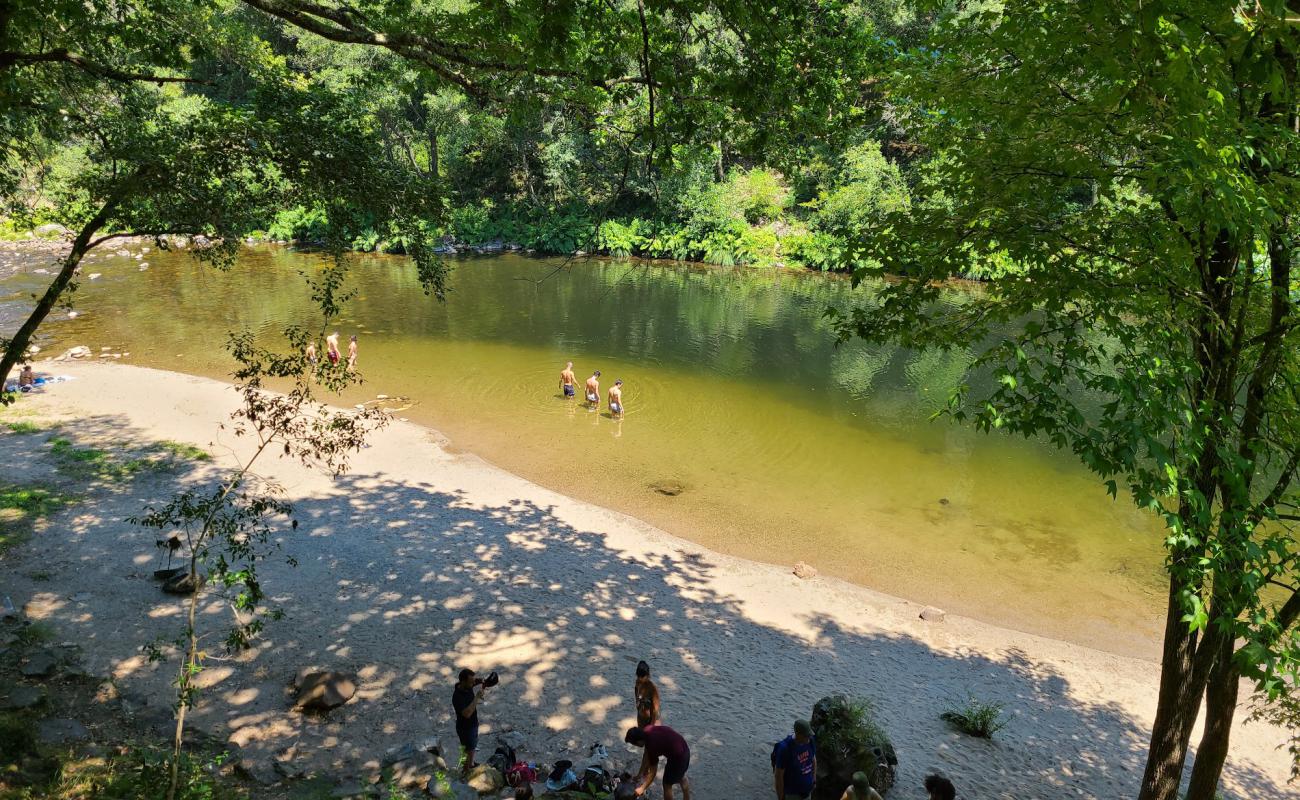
[88,273,101,280]
[464,765,504,795]
[37,718,90,744]
[649,479,685,497]
[138,264,148,271]
[376,394,389,400]
[810,695,897,799]
[382,736,441,767]
[332,778,369,798]
[59,345,91,360]
[793,561,818,580]
[153,567,185,582]
[1,685,46,709]
[293,670,357,711]
[920,606,946,623]
[425,778,477,799]
[236,757,281,785]
[67,311,78,319]
[21,650,59,678]
[162,572,205,595]
[938,497,950,505]
[34,223,69,237]
[100,346,111,351]
[389,754,437,789]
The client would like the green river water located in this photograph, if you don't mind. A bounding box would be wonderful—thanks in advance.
[2,245,1166,656]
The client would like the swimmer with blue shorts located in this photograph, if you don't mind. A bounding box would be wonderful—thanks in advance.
[608,379,624,418]
[560,361,577,398]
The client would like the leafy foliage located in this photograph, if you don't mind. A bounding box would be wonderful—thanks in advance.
[941,696,1010,739]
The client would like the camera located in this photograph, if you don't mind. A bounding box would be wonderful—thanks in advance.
[474,671,500,688]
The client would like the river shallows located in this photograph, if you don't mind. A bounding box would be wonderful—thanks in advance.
[3,245,1165,655]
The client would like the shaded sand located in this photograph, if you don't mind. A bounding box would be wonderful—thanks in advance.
[1,362,1292,798]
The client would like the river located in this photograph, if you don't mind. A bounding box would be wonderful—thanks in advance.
[1,244,1166,657]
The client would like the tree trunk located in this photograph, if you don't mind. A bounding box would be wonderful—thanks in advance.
[0,194,122,392]
[1184,631,1239,800]
[168,553,202,800]
[1137,574,1206,800]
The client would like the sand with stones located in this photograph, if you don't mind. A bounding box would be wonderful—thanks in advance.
[1,362,1293,798]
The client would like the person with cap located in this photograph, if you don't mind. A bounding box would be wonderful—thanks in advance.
[624,724,692,799]
[840,771,884,800]
[773,719,816,799]
[634,660,660,728]
[452,668,489,775]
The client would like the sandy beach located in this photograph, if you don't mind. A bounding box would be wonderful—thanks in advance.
[1,361,1293,798]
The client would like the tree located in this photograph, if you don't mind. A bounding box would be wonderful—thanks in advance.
[829,2,1300,798]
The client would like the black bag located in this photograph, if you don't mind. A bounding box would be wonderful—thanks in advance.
[578,765,614,794]
[487,742,516,775]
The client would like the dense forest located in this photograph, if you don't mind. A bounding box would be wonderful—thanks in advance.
[4,3,1300,800]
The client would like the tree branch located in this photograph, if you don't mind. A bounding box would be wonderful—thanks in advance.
[0,48,206,84]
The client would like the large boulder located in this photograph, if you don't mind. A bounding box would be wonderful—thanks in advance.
[293,670,357,711]
[810,695,898,798]
[464,764,504,795]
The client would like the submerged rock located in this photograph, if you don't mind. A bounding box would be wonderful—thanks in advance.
[793,561,818,580]
[649,479,685,497]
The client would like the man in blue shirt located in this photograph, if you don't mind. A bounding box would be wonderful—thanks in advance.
[773,719,817,800]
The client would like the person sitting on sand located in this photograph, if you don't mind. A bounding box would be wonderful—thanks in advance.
[326,331,341,365]
[347,335,358,370]
[840,772,883,800]
[608,379,625,418]
[18,364,35,388]
[625,724,692,800]
[560,361,577,398]
[635,660,660,728]
[924,774,956,800]
[305,341,317,366]
[773,719,816,800]
[585,370,601,407]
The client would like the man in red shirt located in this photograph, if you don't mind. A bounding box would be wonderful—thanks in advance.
[625,724,692,799]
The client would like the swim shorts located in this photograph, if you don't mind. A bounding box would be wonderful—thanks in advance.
[662,753,689,786]
[610,402,623,414]
[586,392,598,403]
[564,384,576,397]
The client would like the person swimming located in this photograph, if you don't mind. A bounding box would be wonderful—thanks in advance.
[585,370,601,407]
[560,361,577,398]
[608,379,624,417]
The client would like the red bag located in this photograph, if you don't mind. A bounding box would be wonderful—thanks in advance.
[505,762,539,787]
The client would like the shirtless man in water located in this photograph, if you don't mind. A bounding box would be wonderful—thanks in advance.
[325,332,341,365]
[585,370,601,408]
[347,335,358,370]
[608,379,625,418]
[305,341,317,366]
[560,361,577,398]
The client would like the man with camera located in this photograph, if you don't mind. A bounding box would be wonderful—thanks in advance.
[452,668,497,775]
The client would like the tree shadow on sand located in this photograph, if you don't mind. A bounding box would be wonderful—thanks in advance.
[0,412,1289,799]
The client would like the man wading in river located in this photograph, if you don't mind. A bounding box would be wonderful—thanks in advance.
[560,361,577,398]
[585,370,601,409]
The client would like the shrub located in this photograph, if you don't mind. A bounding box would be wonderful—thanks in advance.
[813,141,910,239]
[736,225,781,267]
[941,696,1009,738]
[448,200,497,244]
[598,219,647,257]
[266,205,329,243]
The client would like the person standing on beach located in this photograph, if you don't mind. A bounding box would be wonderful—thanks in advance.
[773,720,816,800]
[560,361,577,398]
[634,660,660,728]
[625,725,692,800]
[585,370,601,408]
[326,331,341,365]
[452,668,488,775]
[839,772,883,800]
[608,379,625,418]
[347,335,358,370]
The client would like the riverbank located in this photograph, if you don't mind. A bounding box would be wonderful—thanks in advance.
[0,361,1291,798]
